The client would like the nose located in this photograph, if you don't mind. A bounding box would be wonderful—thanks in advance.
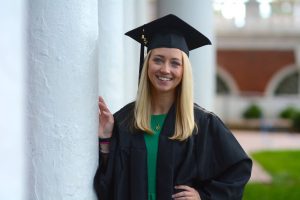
[160,62,170,74]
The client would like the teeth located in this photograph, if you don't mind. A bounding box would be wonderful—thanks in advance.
[158,76,171,81]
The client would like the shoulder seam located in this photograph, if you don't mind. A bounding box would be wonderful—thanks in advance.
[114,101,135,118]
[194,103,215,116]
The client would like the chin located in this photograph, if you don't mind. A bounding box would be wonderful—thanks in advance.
[154,87,175,94]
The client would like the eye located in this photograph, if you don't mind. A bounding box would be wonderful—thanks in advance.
[153,57,163,64]
[171,61,181,68]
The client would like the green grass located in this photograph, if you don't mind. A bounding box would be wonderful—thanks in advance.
[243,150,300,200]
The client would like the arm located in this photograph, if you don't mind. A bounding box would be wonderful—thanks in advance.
[193,108,252,200]
[94,96,115,199]
[94,131,118,200]
[198,158,252,200]
[98,96,114,167]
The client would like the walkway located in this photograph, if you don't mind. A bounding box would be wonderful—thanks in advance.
[233,130,300,183]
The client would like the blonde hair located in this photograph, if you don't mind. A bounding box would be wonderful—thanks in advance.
[134,50,196,141]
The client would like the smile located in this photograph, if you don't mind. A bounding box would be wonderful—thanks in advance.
[157,76,172,81]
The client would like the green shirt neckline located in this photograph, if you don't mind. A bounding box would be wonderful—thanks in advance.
[144,114,167,200]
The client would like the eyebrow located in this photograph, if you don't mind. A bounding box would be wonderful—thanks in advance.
[152,54,182,62]
[171,58,182,62]
[152,55,164,58]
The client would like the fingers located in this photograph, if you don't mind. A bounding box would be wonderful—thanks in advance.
[172,191,192,199]
[175,185,194,192]
[172,185,201,200]
[172,190,192,199]
[99,96,108,108]
[98,96,114,124]
[98,96,111,114]
[99,102,110,113]
[173,195,194,199]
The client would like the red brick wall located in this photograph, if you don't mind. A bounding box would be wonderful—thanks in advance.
[217,50,295,95]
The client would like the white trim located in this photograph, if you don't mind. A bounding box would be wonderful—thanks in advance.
[216,33,300,50]
[217,66,239,95]
[265,64,299,96]
[296,46,300,66]
[217,34,300,50]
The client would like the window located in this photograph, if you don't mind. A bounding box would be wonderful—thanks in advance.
[274,71,299,95]
[217,75,230,95]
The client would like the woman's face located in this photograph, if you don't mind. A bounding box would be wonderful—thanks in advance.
[148,48,183,95]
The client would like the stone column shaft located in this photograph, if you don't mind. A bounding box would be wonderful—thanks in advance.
[27,1,98,199]
[98,0,125,113]
[0,1,26,199]
[157,0,216,111]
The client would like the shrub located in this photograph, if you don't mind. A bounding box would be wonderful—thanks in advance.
[279,106,298,119]
[243,104,263,119]
[292,111,300,132]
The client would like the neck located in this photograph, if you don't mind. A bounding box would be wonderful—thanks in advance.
[151,90,176,115]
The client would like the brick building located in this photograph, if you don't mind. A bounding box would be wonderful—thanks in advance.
[214,0,300,122]
[217,49,296,95]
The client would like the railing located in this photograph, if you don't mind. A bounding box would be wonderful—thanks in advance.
[213,0,300,32]
[215,94,300,121]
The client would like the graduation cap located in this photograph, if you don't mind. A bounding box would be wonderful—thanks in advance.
[125,14,212,81]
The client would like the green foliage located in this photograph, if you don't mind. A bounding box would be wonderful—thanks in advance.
[278,106,300,132]
[292,111,300,132]
[244,184,300,200]
[251,150,300,183]
[243,150,300,200]
[279,106,297,119]
[242,104,263,119]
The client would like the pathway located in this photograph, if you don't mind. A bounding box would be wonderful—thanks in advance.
[233,130,300,183]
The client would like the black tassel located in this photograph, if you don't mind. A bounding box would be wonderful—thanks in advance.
[139,43,145,83]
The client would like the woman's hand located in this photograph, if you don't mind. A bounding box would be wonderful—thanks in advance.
[172,185,201,200]
[98,96,114,139]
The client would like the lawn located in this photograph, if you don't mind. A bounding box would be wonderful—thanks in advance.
[243,150,300,200]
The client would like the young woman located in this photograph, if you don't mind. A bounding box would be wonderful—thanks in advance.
[94,14,252,200]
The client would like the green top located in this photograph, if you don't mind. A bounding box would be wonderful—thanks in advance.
[144,114,167,200]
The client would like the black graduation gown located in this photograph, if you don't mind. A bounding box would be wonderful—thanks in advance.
[94,102,252,200]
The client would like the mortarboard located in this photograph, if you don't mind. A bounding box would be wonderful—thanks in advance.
[125,14,212,81]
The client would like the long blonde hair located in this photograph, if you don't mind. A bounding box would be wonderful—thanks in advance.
[134,50,195,141]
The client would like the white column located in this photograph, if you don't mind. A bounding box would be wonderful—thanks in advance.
[123,0,139,104]
[157,0,216,111]
[122,0,150,104]
[0,1,26,200]
[98,0,125,113]
[27,1,98,199]
[135,0,149,25]
[245,0,260,27]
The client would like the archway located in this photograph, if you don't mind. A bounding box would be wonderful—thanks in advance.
[265,65,299,96]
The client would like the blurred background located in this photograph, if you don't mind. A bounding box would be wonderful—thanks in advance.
[1,0,300,199]
[213,0,300,131]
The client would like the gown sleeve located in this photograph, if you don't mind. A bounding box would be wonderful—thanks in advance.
[194,109,252,200]
[93,124,119,200]
[93,102,136,200]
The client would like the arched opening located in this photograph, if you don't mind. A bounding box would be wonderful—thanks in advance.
[216,67,239,95]
[217,75,230,95]
[265,65,300,96]
[274,71,299,95]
